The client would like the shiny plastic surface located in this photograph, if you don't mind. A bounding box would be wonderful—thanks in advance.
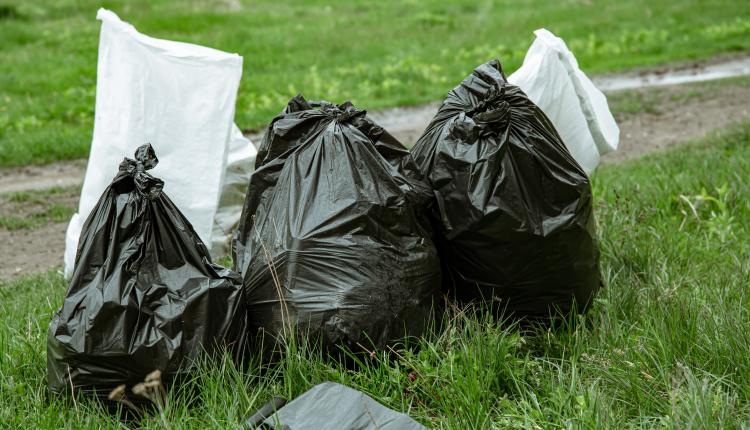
[411,60,601,319]
[48,144,247,400]
[233,95,440,353]
[248,382,427,429]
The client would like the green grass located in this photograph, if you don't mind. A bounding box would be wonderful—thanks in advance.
[0,186,78,230]
[2,124,750,428]
[1,0,750,166]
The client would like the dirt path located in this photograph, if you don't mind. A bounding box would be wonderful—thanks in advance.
[2,223,68,278]
[1,70,749,280]
[604,80,750,162]
[0,159,86,194]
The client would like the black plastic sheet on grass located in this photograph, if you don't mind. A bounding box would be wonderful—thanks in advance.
[244,382,427,429]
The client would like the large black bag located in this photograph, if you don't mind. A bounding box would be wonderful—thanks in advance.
[410,60,601,320]
[47,144,247,401]
[233,95,440,353]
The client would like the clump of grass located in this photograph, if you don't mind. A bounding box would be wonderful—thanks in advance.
[678,183,736,243]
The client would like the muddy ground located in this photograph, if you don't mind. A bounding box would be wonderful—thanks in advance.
[1,75,749,280]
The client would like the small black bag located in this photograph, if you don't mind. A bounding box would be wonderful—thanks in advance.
[47,144,247,401]
[233,95,440,354]
[410,60,601,320]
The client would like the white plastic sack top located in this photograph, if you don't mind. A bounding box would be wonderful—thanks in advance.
[508,28,619,175]
[64,9,256,279]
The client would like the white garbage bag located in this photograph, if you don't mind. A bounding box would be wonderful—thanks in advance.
[508,28,619,175]
[64,8,256,279]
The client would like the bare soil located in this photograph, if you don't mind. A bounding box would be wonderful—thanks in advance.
[2,222,68,279]
[0,159,86,194]
[1,75,749,280]
[604,81,750,162]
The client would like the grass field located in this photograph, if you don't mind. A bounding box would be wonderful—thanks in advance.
[1,0,750,166]
[2,123,749,428]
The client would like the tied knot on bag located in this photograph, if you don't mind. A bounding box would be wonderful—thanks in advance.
[119,143,164,199]
[465,84,511,137]
[451,85,511,142]
[309,98,385,143]
[315,100,366,124]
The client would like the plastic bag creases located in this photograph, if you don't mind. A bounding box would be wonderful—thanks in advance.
[245,382,427,429]
[411,59,601,320]
[234,95,440,356]
[48,144,248,402]
[508,28,619,174]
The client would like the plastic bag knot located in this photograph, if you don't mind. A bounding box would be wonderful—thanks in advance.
[119,143,164,199]
[334,108,361,123]
[466,85,504,115]
[320,101,365,123]
[464,85,510,136]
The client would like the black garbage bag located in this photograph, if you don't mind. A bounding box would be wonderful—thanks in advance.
[410,60,601,320]
[47,144,247,401]
[233,95,440,354]
[243,382,427,429]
